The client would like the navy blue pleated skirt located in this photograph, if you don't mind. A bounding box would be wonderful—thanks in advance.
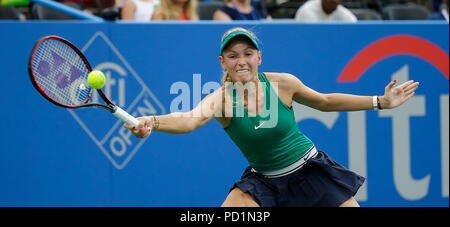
[231,150,365,207]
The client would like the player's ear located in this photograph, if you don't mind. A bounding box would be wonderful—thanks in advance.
[219,55,226,70]
[258,50,262,66]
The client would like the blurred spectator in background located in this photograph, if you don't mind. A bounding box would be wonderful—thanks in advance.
[0,5,26,20]
[428,0,448,22]
[59,0,100,13]
[115,0,128,8]
[213,0,270,21]
[121,0,160,20]
[295,0,357,22]
[58,0,106,14]
[59,0,97,8]
[151,0,199,20]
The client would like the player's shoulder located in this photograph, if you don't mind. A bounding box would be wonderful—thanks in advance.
[204,86,224,99]
[263,72,301,84]
[263,72,304,94]
[203,85,229,104]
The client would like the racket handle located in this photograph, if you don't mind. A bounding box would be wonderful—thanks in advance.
[112,106,139,127]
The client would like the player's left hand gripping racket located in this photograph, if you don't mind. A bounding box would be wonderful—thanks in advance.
[28,35,139,127]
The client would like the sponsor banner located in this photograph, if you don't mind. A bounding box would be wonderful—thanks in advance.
[0,22,448,206]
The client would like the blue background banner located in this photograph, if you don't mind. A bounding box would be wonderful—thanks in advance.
[0,21,448,207]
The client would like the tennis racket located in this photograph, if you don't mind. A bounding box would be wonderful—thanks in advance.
[28,35,139,127]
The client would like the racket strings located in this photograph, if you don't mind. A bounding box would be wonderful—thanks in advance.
[31,38,90,106]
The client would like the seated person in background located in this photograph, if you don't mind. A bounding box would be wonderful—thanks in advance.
[58,0,97,8]
[0,5,26,21]
[58,0,97,13]
[428,0,449,22]
[213,0,270,21]
[295,0,357,22]
[121,0,160,21]
[151,0,199,20]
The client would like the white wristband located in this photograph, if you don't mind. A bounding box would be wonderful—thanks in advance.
[373,96,379,110]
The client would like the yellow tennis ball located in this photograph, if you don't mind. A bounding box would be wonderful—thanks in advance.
[87,70,105,89]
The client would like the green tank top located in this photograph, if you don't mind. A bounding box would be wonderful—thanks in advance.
[225,73,314,172]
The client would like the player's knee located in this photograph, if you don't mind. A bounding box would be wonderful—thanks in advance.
[222,187,259,207]
[339,197,360,207]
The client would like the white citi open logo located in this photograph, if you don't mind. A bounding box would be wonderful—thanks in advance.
[68,32,166,169]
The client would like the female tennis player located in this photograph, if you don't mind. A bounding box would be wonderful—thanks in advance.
[124,27,419,207]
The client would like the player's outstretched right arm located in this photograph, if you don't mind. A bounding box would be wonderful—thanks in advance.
[124,87,224,138]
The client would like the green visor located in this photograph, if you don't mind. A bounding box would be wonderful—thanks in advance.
[220,30,259,54]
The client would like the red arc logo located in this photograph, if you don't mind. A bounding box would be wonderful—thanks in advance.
[338,35,449,82]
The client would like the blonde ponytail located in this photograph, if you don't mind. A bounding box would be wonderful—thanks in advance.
[221,71,232,85]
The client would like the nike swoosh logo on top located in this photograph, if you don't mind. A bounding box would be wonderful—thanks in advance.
[254,121,266,130]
